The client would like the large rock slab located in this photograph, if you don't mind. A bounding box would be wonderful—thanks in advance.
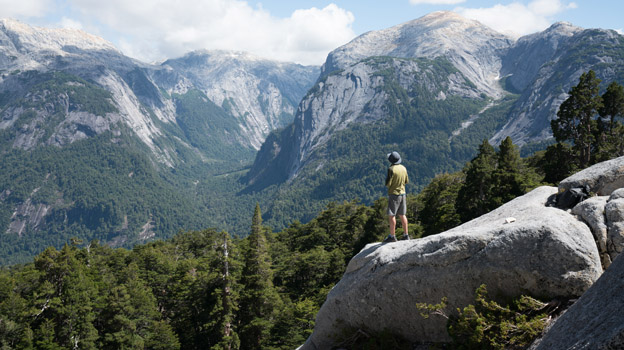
[531,253,624,350]
[572,196,611,268]
[302,186,602,349]
[559,156,624,196]
[606,188,624,261]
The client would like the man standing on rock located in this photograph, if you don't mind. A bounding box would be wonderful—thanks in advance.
[384,151,410,243]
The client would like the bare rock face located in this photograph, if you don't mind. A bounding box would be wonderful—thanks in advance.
[606,189,624,262]
[531,253,624,350]
[564,157,624,267]
[572,196,611,268]
[559,156,624,196]
[301,186,602,349]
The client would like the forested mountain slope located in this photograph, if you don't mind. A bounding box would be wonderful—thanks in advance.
[0,18,318,263]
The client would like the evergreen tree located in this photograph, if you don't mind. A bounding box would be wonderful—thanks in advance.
[238,204,282,350]
[0,274,34,350]
[34,319,63,350]
[551,70,603,168]
[416,172,464,236]
[456,140,497,222]
[33,245,99,350]
[540,142,578,184]
[205,231,240,350]
[491,137,525,207]
[597,81,624,161]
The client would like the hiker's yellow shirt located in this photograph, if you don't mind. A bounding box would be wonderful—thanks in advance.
[385,164,409,195]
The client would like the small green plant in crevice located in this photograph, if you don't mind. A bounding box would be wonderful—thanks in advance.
[416,284,550,350]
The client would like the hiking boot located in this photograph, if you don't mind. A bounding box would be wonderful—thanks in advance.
[403,234,410,240]
[383,234,397,243]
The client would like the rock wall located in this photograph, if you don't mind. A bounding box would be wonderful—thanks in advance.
[559,156,624,196]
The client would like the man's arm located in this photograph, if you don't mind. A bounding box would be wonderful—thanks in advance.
[385,168,392,187]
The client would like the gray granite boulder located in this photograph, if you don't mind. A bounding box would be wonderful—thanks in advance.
[572,196,611,268]
[301,186,602,349]
[531,253,624,350]
[606,189,624,262]
[559,156,624,196]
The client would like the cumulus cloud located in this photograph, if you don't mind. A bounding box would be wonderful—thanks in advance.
[64,0,355,65]
[0,0,54,18]
[410,0,465,4]
[456,0,577,37]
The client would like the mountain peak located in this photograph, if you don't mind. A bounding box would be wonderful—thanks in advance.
[0,18,118,54]
[543,21,583,36]
[408,10,483,28]
[322,11,512,97]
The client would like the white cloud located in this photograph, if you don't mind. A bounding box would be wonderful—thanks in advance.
[59,17,83,30]
[64,0,355,65]
[410,0,465,4]
[456,0,577,37]
[0,0,54,18]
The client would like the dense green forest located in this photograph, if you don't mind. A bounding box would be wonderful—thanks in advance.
[0,71,262,264]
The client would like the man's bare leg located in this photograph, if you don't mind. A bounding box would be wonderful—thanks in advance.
[388,215,396,237]
[399,215,408,236]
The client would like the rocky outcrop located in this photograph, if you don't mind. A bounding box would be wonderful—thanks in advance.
[564,156,624,268]
[559,156,624,196]
[531,253,624,350]
[606,189,624,262]
[301,186,602,349]
[572,196,611,268]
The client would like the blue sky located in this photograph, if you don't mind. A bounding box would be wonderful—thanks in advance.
[1,0,622,65]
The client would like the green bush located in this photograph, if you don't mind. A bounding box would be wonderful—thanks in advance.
[417,284,549,349]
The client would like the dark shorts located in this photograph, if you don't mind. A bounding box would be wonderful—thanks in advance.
[387,194,407,216]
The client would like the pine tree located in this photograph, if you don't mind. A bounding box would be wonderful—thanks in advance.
[206,231,240,350]
[456,140,497,222]
[416,172,464,236]
[238,204,282,350]
[491,137,525,207]
[33,245,99,350]
[551,70,603,168]
[540,142,578,184]
[597,81,624,161]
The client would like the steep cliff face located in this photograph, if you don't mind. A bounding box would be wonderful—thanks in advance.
[0,18,180,164]
[246,12,511,188]
[243,55,486,194]
[157,50,319,149]
[492,25,624,144]
[0,19,320,158]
